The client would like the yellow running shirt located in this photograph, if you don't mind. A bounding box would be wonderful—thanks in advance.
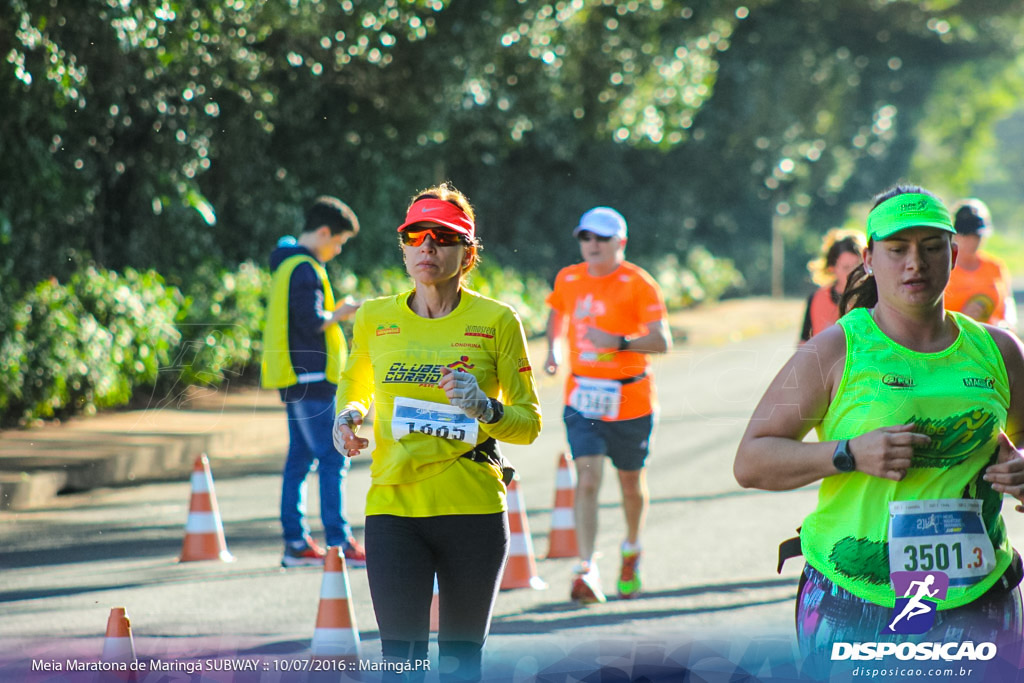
[336,288,541,517]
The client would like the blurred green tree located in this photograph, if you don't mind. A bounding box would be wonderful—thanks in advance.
[3,0,1024,298]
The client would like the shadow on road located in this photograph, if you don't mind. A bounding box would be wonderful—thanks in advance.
[490,576,798,635]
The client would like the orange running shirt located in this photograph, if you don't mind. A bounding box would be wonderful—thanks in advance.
[806,285,840,340]
[546,261,667,420]
[945,254,1011,325]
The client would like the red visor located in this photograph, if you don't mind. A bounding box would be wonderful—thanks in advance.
[396,198,475,239]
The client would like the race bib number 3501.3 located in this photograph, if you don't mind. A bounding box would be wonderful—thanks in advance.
[888,499,997,587]
[391,396,479,445]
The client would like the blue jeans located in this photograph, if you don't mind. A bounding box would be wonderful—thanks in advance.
[281,397,351,547]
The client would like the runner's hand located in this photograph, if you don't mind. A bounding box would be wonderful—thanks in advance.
[960,299,988,322]
[331,296,362,323]
[544,348,560,376]
[985,432,1024,513]
[333,409,368,457]
[850,424,930,481]
[438,367,489,419]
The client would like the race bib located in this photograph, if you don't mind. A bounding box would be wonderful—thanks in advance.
[391,396,479,445]
[888,499,997,587]
[569,377,622,420]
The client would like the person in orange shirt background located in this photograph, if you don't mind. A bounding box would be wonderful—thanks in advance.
[798,228,865,343]
[544,206,672,604]
[945,198,1017,329]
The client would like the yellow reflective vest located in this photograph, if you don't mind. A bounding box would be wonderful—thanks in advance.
[261,254,346,389]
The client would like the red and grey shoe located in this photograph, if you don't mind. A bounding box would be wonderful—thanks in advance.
[281,536,327,568]
[342,537,367,569]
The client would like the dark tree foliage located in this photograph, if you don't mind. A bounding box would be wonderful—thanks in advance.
[2,0,1023,296]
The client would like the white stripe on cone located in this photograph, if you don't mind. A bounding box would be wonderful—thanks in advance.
[101,637,135,663]
[310,628,360,654]
[555,467,575,488]
[320,573,354,600]
[509,533,532,557]
[551,507,575,529]
[183,512,221,534]
[190,471,211,493]
[507,489,523,513]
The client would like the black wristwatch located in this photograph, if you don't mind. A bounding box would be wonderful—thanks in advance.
[481,398,504,425]
[832,439,856,473]
[618,336,630,351]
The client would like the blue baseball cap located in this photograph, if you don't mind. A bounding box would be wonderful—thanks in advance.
[573,207,627,239]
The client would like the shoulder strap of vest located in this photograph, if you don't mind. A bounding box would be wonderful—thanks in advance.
[280,253,325,276]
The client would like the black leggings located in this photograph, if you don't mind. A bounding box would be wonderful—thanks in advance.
[365,513,510,681]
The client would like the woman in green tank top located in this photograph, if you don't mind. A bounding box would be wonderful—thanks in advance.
[734,185,1024,672]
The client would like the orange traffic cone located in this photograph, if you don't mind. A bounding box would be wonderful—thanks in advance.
[310,547,361,662]
[179,453,234,563]
[429,574,440,633]
[101,607,136,663]
[500,477,547,590]
[547,451,579,559]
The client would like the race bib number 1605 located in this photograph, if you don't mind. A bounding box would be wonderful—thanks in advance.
[391,396,479,445]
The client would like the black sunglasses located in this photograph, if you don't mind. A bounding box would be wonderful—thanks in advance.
[400,228,467,247]
[577,231,613,243]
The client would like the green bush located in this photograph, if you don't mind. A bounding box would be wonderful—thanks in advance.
[468,264,550,338]
[0,278,125,426]
[0,258,562,426]
[349,266,412,300]
[345,263,550,337]
[651,247,746,310]
[176,261,271,388]
[686,246,746,303]
[70,266,183,388]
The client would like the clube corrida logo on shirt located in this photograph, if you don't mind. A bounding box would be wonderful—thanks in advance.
[383,357,476,386]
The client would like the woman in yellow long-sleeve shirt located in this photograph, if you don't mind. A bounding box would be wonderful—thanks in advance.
[332,182,541,681]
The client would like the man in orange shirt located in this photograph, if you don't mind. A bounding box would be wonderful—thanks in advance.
[544,206,672,603]
[945,198,1017,329]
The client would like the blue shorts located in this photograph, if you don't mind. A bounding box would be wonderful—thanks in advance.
[563,406,654,471]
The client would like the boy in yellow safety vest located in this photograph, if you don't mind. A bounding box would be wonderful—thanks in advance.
[261,196,365,568]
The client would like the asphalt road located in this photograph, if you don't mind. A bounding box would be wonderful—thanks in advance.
[5,328,1024,681]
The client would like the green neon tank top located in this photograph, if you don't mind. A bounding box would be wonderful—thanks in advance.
[801,307,1012,609]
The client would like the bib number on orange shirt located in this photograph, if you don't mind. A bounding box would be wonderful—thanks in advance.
[569,377,622,420]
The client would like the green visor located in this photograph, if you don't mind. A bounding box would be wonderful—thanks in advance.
[866,193,955,242]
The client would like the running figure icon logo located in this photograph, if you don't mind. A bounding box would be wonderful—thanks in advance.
[886,571,949,634]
